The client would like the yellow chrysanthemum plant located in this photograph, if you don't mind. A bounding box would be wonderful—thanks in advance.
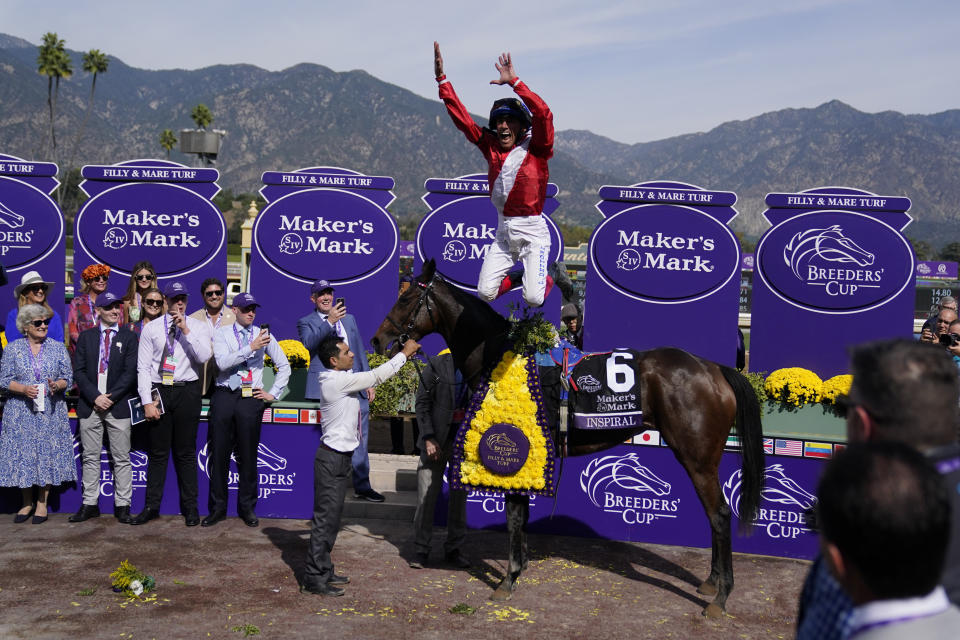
[265,339,310,371]
[451,350,557,497]
[763,368,853,414]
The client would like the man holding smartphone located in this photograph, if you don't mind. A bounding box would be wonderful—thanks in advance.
[204,293,290,527]
[298,279,385,503]
[133,281,212,526]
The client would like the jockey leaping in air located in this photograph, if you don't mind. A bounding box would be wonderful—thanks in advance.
[435,42,573,307]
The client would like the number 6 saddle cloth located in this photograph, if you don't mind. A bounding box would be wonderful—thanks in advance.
[549,342,644,431]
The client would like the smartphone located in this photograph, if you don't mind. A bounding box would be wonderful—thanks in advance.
[260,323,270,336]
[335,297,345,308]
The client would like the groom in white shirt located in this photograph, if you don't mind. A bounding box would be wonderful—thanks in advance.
[300,334,420,597]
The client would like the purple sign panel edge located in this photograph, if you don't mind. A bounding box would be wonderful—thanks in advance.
[583,180,741,366]
[251,166,400,342]
[750,186,915,378]
[74,159,226,304]
[0,153,66,330]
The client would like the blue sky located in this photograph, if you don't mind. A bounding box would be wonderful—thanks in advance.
[2,0,958,143]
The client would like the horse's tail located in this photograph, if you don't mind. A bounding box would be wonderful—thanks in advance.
[719,364,764,525]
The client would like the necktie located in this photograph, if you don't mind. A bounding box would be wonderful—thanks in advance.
[229,328,248,390]
[99,329,112,374]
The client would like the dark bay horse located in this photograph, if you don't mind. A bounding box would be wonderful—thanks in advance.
[371,260,764,618]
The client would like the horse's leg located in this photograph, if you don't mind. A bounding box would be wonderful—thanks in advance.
[492,494,529,600]
[689,469,733,618]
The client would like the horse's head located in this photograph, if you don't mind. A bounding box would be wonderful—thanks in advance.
[371,258,444,356]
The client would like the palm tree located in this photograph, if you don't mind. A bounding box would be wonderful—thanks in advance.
[69,49,109,167]
[159,129,177,160]
[191,104,213,130]
[37,32,73,159]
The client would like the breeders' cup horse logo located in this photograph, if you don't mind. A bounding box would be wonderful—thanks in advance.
[197,441,289,477]
[576,374,602,394]
[783,225,874,280]
[0,199,26,228]
[442,240,467,262]
[616,248,641,271]
[279,232,303,255]
[723,464,816,519]
[103,227,129,249]
[580,453,671,508]
[485,432,517,451]
[73,437,149,467]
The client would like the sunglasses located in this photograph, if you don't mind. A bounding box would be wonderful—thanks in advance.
[31,318,52,328]
[143,298,163,307]
[169,295,188,304]
[135,274,155,282]
[204,289,224,298]
[90,275,109,282]
[25,285,48,295]
[101,302,123,311]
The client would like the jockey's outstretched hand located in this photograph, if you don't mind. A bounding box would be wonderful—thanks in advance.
[434,41,444,79]
[490,52,517,85]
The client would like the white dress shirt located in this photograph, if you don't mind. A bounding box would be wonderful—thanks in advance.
[212,323,291,398]
[317,352,407,453]
[137,314,212,404]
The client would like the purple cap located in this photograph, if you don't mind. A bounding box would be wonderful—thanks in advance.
[163,281,189,297]
[95,292,122,307]
[232,292,260,309]
[311,279,335,295]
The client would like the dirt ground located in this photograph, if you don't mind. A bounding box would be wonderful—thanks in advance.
[0,512,808,640]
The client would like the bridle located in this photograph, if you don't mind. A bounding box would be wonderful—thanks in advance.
[384,273,442,348]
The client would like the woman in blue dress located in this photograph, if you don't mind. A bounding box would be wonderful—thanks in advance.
[4,270,65,344]
[0,304,74,524]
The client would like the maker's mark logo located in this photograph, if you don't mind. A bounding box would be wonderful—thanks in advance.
[723,464,817,540]
[0,199,26,228]
[442,240,467,262]
[616,248,641,271]
[279,233,303,255]
[103,227,129,249]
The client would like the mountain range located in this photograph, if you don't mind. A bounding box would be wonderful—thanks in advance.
[1,32,957,242]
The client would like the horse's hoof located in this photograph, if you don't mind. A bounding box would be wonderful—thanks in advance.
[697,581,718,596]
[490,586,514,602]
[702,603,725,619]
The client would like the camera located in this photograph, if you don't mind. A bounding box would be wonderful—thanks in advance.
[938,333,960,347]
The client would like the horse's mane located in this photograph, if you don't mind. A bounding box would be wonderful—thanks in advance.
[434,278,511,383]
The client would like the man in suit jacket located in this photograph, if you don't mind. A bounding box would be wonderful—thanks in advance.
[69,292,140,524]
[297,279,383,503]
[188,277,235,396]
[408,350,469,569]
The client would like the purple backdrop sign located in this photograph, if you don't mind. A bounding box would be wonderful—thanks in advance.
[750,187,914,377]
[251,167,399,341]
[916,261,958,280]
[461,443,823,560]
[416,174,563,355]
[583,181,741,365]
[47,417,321,519]
[76,160,225,301]
[0,153,65,325]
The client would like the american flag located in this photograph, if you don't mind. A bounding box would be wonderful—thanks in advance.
[775,439,803,456]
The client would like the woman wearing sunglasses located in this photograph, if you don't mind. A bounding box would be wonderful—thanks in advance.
[126,287,165,334]
[67,263,111,355]
[122,261,157,325]
[5,271,65,344]
[0,303,74,524]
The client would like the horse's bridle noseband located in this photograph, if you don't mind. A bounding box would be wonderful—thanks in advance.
[385,273,441,347]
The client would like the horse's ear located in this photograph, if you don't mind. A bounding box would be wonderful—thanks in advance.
[421,258,436,281]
